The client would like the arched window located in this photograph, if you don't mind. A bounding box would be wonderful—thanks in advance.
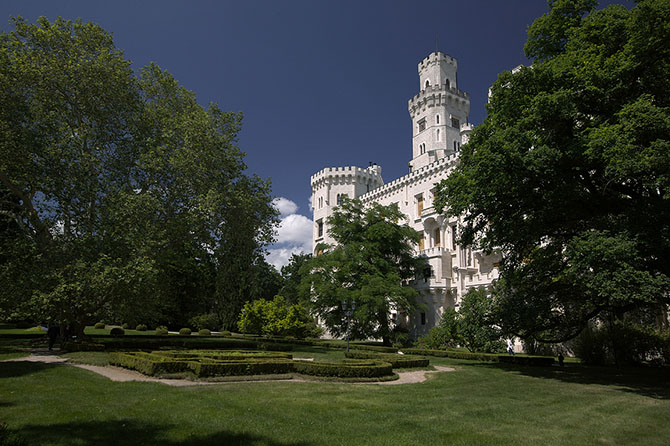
[425,80,430,89]
[436,115,440,124]
[446,79,450,89]
[434,228,441,247]
[436,129,440,141]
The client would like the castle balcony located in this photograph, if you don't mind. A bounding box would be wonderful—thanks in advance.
[419,246,446,259]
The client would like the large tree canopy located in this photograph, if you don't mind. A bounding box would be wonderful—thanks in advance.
[0,17,278,332]
[434,0,670,342]
[302,198,424,345]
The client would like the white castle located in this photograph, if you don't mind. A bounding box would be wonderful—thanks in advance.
[310,51,501,338]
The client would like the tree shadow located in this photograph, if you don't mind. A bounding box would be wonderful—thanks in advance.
[15,419,316,446]
[0,361,63,379]
[472,361,670,400]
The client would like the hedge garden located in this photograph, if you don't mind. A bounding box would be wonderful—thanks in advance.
[109,349,409,380]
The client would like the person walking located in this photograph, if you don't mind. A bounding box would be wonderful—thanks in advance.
[47,323,59,351]
[507,338,515,356]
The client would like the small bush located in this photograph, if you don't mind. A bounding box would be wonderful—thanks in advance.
[220,330,232,336]
[109,327,125,336]
[155,326,169,336]
[179,328,192,336]
[121,323,129,329]
[198,328,211,336]
[94,322,105,330]
[135,324,147,331]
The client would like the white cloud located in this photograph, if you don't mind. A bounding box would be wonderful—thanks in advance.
[266,207,313,271]
[273,197,298,218]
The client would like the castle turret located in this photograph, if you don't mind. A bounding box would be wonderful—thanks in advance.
[408,52,470,171]
[310,164,383,253]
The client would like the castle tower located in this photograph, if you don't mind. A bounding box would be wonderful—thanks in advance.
[408,52,471,171]
[310,164,383,253]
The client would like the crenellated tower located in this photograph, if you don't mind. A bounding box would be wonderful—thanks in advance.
[408,52,471,171]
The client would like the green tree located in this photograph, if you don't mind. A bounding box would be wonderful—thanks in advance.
[415,308,462,350]
[0,17,278,333]
[237,295,317,338]
[279,252,312,304]
[302,198,424,345]
[458,288,505,353]
[434,0,670,343]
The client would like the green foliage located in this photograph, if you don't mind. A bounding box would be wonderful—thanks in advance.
[345,351,429,368]
[278,253,312,304]
[154,326,168,336]
[434,0,670,343]
[570,320,670,366]
[0,422,26,446]
[402,348,555,366]
[109,327,124,336]
[301,198,424,345]
[220,330,231,336]
[135,324,147,332]
[237,296,319,339]
[198,329,211,336]
[292,359,394,378]
[415,308,462,349]
[179,328,191,336]
[188,314,219,331]
[458,289,505,353]
[121,323,128,330]
[0,17,278,335]
[93,322,105,330]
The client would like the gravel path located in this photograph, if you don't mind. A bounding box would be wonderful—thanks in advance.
[3,352,455,386]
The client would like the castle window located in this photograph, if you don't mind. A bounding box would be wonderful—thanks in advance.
[419,234,425,251]
[453,141,457,151]
[436,115,440,124]
[418,119,426,133]
[420,312,426,325]
[436,129,440,141]
[451,117,460,129]
[425,80,430,89]
[446,79,450,89]
[417,194,424,217]
[434,228,441,247]
[317,219,323,238]
[451,225,457,249]
[337,193,347,205]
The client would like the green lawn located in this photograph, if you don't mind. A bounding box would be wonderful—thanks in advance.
[1,346,668,446]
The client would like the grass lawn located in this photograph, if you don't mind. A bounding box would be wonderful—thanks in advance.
[1,346,669,446]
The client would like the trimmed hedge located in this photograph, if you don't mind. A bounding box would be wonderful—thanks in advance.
[158,350,293,361]
[402,348,555,366]
[62,341,105,352]
[135,324,147,331]
[198,329,211,336]
[109,327,125,336]
[179,328,192,335]
[319,342,398,353]
[110,350,294,377]
[345,350,429,368]
[155,327,168,336]
[293,359,393,378]
[94,322,105,329]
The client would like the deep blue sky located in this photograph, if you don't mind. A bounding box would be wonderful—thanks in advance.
[0,0,632,268]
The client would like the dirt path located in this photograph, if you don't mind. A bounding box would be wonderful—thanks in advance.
[3,352,454,386]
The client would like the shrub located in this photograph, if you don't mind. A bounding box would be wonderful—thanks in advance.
[109,327,125,336]
[459,288,505,353]
[415,308,462,349]
[155,326,169,336]
[293,360,393,378]
[135,324,147,331]
[237,296,319,338]
[390,325,411,348]
[94,322,105,329]
[189,313,220,331]
[179,328,192,336]
[220,330,232,336]
[198,328,211,336]
[402,348,554,366]
[121,323,129,329]
[345,350,429,368]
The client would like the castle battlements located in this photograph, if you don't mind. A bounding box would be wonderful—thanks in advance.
[418,51,457,72]
[310,164,383,189]
[408,85,470,118]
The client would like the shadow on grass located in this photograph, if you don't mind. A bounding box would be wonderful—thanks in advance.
[0,361,62,379]
[473,361,670,400]
[15,419,315,446]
